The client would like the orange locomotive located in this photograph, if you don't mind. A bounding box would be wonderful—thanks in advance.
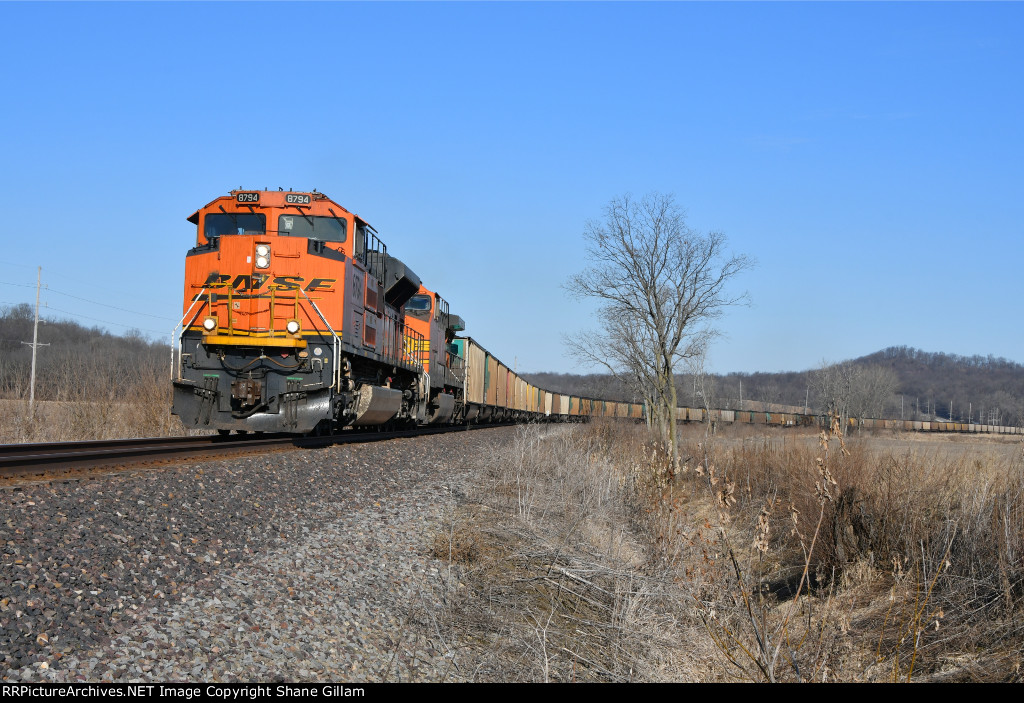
[403,284,467,422]
[172,189,463,433]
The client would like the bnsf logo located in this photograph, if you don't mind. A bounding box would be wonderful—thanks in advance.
[200,273,336,293]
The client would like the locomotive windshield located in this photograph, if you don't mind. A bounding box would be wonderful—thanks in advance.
[204,212,266,237]
[405,294,431,319]
[278,215,347,242]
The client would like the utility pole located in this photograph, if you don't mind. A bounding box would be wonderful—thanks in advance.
[21,266,49,419]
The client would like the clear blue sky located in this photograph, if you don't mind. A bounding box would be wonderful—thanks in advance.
[2,2,1021,374]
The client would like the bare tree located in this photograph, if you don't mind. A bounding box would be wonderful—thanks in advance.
[849,365,899,420]
[688,347,720,435]
[757,380,782,412]
[564,192,752,462]
[813,360,855,429]
[813,360,899,430]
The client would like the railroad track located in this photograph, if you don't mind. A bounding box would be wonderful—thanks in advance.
[0,424,491,481]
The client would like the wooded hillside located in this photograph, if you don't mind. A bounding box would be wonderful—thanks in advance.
[525,345,1024,426]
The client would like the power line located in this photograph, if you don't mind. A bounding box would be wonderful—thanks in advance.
[43,305,167,336]
[5,261,45,272]
[1,280,176,323]
[8,261,176,306]
[46,287,176,321]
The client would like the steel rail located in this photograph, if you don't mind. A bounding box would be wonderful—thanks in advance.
[0,424,501,481]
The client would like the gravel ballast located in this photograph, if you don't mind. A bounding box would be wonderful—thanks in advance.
[1,427,515,682]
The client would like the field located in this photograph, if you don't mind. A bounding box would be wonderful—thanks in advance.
[0,399,188,444]
[431,421,1024,681]
[2,393,1020,681]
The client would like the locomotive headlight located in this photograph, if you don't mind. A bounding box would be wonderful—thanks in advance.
[203,316,217,333]
[255,244,271,269]
[286,319,301,335]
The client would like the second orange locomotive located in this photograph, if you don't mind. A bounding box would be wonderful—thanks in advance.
[172,189,465,433]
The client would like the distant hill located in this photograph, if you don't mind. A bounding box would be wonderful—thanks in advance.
[858,346,1024,424]
[0,303,167,400]
[524,346,1024,426]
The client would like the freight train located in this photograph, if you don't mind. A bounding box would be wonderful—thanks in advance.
[171,189,643,434]
[170,188,1022,438]
[659,407,1022,435]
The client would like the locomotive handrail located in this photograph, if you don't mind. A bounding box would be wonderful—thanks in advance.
[449,352,466,386]
[172,286,209,381]
[298,288,341,391]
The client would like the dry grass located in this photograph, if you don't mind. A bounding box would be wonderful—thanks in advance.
[428,420,1024,682]
[424,423,695,681]
[0,361,188,442]
[667,422,1024,681]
